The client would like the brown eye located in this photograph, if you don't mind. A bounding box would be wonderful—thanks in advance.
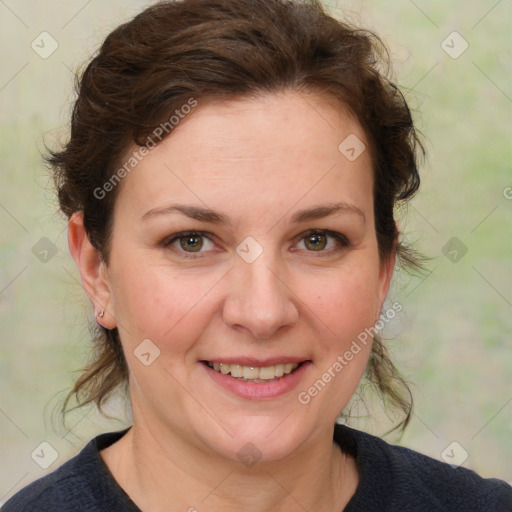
[304,232,327,251]
[179,234,204,252]
[295,230,350,254]
[164,231,216,257]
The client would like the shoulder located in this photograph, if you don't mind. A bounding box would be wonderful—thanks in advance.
[1,445,95,512]
[1,429,135,512]
[335,424,512,512]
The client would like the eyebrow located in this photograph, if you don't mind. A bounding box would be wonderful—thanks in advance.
[141,201,366,225]
[290,202,366,225]
[142,204,233,225]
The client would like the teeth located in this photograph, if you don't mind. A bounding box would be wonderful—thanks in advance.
[231,364,243,378]
[207,361,300,380]
[243,366,259,380]
[258,365,276,380]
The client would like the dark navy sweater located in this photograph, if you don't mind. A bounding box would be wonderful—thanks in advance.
[3,424,511,511]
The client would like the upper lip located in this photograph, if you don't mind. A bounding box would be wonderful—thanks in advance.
[201,357,310,367]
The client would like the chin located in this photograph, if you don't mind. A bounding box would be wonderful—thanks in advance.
[198,414,315,466]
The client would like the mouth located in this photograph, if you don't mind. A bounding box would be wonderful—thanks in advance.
[201,360,305,383]
[200,359,311,399]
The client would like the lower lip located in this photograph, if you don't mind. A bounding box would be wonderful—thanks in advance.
[201,361,311,400]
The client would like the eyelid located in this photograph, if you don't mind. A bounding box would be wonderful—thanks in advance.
[163,230,216,245]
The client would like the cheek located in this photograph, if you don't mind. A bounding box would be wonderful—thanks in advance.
[291,265,380,421]
[110,263,221,353]
[302,263,381,343]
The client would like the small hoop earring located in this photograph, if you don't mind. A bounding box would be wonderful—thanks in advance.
[98,309,105,318]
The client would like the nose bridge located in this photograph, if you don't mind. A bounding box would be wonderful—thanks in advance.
[223,248,298,339]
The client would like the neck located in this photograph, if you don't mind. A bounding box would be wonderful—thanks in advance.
[102,415,358,512]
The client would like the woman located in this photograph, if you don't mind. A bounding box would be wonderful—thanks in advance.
[4,0,511,510]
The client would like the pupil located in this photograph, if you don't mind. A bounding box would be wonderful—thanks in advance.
[181,235,203,252]
[307,234,326,251]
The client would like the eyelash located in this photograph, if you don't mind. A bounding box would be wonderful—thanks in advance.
[162,229,351,259]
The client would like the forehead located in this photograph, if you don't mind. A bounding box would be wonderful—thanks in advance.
[116,91,373,223]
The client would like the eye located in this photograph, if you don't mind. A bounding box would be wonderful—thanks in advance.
[163,231,216,257]
[295,229,350,253]
[162,229,350,259]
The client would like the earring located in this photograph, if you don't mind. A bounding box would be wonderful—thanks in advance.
[98,309,105,318]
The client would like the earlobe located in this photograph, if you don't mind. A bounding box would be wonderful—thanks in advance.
[68,212,117,329]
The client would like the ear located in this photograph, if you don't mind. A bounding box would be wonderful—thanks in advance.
[68,211,116,329]
[377,249,396,315]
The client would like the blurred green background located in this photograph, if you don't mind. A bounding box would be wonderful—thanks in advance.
[1,0,511,503]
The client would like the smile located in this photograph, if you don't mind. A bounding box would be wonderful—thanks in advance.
[201,360,311,400]
[205,361,300,381]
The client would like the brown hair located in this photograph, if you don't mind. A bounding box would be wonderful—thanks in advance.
[50,0,424,432]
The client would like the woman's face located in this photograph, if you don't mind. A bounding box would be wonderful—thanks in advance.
[97,91,394,462]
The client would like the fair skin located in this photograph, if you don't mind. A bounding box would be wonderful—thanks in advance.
[69,90,395,512]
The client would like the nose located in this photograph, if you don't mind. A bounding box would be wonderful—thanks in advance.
[222,254,299,340]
